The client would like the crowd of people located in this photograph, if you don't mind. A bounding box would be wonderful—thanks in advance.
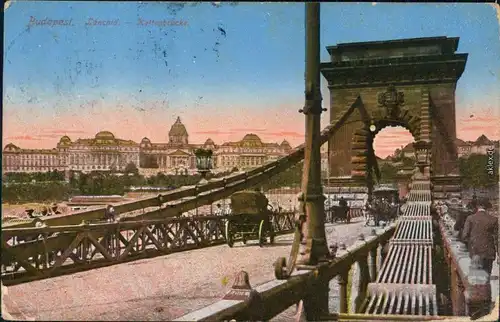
[436,194,499,276]
[24,203,62,219]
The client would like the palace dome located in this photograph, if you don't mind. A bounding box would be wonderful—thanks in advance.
[95,131,115,140]
[204,138,215,146]
[241,134,263,147]
[169,117,188,137]
[241,134,262,142]
[3,143,20,151]
[59,135,72,144]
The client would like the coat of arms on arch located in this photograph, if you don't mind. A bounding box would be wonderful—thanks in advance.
[377,84,405,120]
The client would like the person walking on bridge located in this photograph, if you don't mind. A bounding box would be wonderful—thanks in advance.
[454,205,472,239]
[339,196,349,221]
[214,203,223,216]
[50,203,62,215]
[461,198,498,276]
[40,206,49,217]
[467,194,478,212]
[105,205,116,222]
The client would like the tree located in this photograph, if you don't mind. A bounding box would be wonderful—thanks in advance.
[459,154,498,189]
[379,163,398,183]
[392,148,402,160]
[401,157,415,167]
[124,162,139,175]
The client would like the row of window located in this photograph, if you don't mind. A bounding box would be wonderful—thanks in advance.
[69,165,126,170]
[3,166,61,172]
[70,146,139,151]
[219,148,283,153]
[4,155,58,160]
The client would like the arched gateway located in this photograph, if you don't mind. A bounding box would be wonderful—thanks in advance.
[321,37,468,199]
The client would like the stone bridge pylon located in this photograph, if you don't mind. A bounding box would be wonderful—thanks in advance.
[321,37,468,200]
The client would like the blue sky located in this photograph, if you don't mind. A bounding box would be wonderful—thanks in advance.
[3,2,500,156]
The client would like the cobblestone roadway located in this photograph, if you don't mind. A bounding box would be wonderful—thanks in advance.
[6,218,373,321]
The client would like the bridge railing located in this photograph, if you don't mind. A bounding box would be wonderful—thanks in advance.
[175,224,395,322]
[1,207,364,286]
[438,206,493,318]
[0,211,298,286]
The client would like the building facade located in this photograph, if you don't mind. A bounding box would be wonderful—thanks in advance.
[455,135,499,158]
[398,135,499,159]
[2,117,293,175]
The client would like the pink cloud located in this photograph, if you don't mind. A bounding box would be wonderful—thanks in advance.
[35,134,64,139]
[456,109,500,141]
[6,135,43,141]
[228,128,267,132]
[263,131,304,138]
[193,130,235,135]
[45,129,89,134]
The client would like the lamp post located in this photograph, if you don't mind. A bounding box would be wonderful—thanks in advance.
[413,140,431,177]
[296,2,329,268]
[195,148,213,184]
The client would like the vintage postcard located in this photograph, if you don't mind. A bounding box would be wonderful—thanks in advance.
[2,2,499,321]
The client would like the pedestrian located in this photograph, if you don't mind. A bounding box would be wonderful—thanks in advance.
[363,198,373,226]
[441,201,448,217]
[40,206,49,217]
[105,204,116,222]
[467,194,478,212]
[454,205,472,238]
[50,203,62,215]
[461,198,498,276]
[214,203,223,216]
[339,196,349,222]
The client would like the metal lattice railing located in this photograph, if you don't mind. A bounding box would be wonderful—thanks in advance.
[1,212,298,285]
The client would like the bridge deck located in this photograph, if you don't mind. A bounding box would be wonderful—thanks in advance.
[363,177,437,316]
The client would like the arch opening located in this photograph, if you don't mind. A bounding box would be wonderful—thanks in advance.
[371,125,415,186]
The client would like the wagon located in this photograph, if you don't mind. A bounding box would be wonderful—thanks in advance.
[225,190,275,247]
[328,205,351,223]
[372,186,400,223]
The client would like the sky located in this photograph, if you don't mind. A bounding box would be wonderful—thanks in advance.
[3,2,500,158]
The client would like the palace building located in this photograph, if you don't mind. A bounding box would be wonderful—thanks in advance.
[2,117,293,175]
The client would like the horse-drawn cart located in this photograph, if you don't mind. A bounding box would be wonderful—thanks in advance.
[365,186,401,226]
[327,205,351,223]
[225,190,275,247]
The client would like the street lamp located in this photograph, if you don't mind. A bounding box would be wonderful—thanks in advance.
[369,121,377,133]
[413,140,431,175]
[194,148,213,184]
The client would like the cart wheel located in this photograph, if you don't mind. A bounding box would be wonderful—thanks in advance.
[258,220,265,247]
[225,221,234,248]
